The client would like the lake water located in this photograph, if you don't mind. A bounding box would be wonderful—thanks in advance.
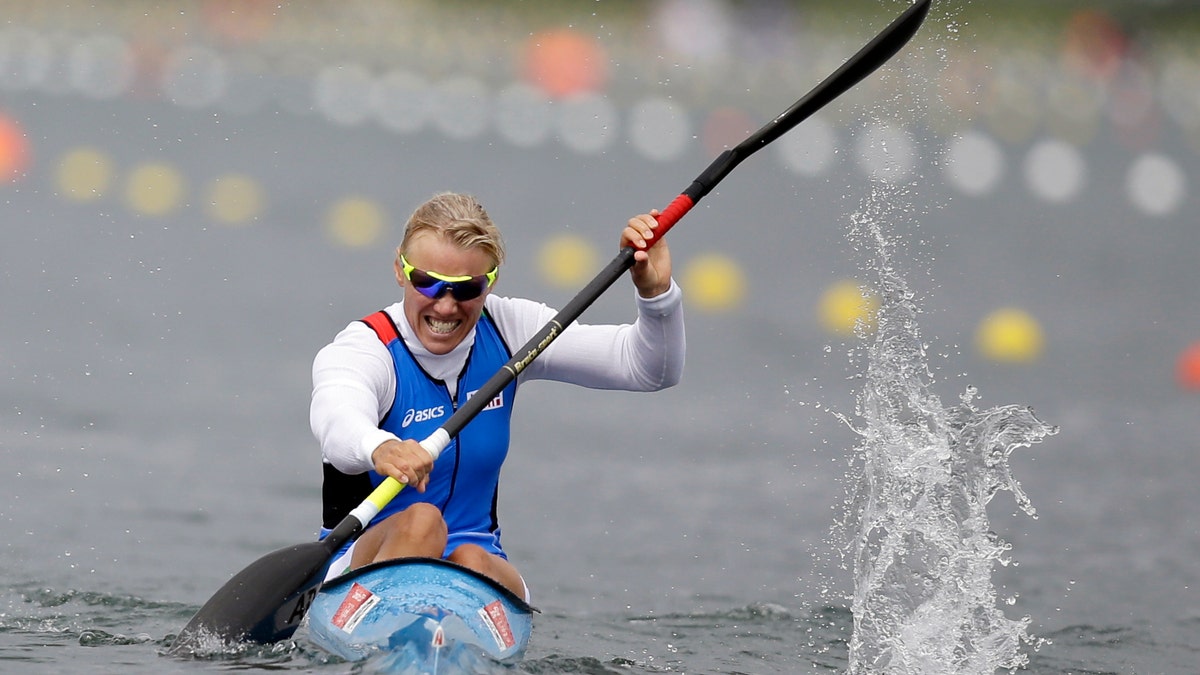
[3,10,1200,673]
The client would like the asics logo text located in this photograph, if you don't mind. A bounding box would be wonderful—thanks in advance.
[402,406,445,427]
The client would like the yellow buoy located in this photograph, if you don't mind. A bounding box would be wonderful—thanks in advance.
[681,253,745,312]
[57,147,113,202]
[125,161,185,216]
[538,234,597,288]
[818,279,879,335]
[206,174,265,226]
[326,197,386,248]
[975,307,1044,363]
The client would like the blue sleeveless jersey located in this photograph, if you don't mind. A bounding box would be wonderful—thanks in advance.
[322,309,517,558]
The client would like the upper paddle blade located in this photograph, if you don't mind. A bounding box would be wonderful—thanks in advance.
[168,539,334,654]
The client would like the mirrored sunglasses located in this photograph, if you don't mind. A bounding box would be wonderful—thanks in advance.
[400,254,498,301]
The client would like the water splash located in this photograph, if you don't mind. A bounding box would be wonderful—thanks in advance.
[839,181,1057,674]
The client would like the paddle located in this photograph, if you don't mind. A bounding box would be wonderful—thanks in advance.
[169,0,931,653]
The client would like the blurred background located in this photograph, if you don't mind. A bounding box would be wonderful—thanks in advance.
[1,0,1198,671]
[2,0,1196,367]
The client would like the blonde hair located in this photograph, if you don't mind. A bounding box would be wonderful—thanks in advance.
[398,192,505,268]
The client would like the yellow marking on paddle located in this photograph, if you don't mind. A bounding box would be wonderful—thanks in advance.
[368,478,405,511]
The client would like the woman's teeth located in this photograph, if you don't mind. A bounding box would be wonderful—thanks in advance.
[426,317,460,334]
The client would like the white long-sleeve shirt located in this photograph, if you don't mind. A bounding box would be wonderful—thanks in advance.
[310,281,685,474]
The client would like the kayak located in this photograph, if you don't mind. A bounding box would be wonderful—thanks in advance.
[305,557,534,670]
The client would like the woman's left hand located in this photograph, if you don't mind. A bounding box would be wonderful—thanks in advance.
[621,210,672,298]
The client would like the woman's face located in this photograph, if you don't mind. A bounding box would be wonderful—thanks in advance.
[394,232,496,355]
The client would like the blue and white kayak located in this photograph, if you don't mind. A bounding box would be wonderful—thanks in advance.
[305,557,534,670]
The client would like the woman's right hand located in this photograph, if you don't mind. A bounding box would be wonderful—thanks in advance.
[372,438,434,492]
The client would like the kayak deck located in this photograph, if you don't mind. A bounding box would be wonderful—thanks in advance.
[305,557,534,669]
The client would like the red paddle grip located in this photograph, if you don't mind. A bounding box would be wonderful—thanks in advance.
[654,193,695,238]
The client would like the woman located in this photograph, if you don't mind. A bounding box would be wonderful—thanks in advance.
[310,192,685,600]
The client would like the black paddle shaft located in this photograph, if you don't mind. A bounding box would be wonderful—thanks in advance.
[442,0,933,440]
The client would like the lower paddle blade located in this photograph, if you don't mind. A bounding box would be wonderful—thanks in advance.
[168,540,334,654]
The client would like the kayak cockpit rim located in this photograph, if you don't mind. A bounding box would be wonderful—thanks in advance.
[318,556,540,614]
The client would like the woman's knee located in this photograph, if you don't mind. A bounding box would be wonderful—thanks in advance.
[353,504,448,566]
[448,546,525,599]
[388,502,447,540]
[447,543,490,569]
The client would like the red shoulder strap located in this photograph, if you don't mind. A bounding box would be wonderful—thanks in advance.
[360,310,400,345]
